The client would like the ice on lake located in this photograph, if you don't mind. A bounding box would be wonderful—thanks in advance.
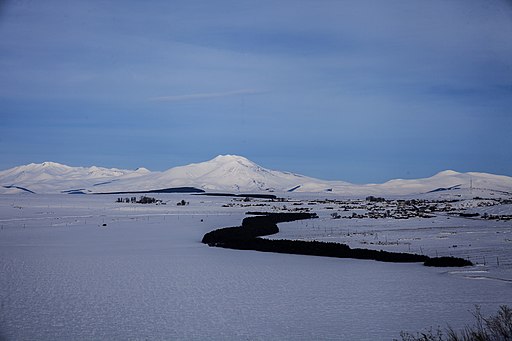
[1,194,511,340]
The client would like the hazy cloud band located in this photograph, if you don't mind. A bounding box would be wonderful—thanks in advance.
[150,89,263,102]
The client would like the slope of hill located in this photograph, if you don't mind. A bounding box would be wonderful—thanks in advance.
[0,162,147,194]
[1,155,511,196]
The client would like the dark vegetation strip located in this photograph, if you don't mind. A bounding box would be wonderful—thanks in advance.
[62,190,88,194]
[198,193,277,199]
[3,185,36,194]
[202,212,473,267]
[95,187,205,194]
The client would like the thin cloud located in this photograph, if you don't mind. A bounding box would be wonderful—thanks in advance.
[150,89,264,102]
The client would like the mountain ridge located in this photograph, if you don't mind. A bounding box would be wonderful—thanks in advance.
[1,155,511,196]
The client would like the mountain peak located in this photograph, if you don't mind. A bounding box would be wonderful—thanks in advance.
[212,154,251,162]
[210,154,257,167]
[135,167,150,173]
[20,161,72,173]
[435,170,461,177]
[40,161,70,168]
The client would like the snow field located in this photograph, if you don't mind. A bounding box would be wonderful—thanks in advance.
[1,194,511,340]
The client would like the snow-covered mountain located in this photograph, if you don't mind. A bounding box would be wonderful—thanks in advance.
[0,161,149,194]
[93,155,350,194]
[1,155,511,196]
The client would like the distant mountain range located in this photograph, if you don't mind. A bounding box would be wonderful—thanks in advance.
[1,155,511,196]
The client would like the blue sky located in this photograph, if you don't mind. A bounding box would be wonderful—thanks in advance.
[1,0,511,183]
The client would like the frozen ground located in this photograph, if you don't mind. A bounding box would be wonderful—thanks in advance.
[1,194,511,340]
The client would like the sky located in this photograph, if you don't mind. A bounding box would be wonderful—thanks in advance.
[0,0,511,183]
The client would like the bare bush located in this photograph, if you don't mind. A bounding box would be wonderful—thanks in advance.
[397,306,512,341]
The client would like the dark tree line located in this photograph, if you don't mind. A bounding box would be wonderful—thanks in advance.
[116,196,157,204]
[202,212,473,267]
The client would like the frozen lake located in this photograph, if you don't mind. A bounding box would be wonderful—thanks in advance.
[1,194,511,340]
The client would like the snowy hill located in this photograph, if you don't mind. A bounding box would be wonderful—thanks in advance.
[1,155,511,196]
[0,162,148,194]
[94,155,350,194]
[351,170,512,198]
